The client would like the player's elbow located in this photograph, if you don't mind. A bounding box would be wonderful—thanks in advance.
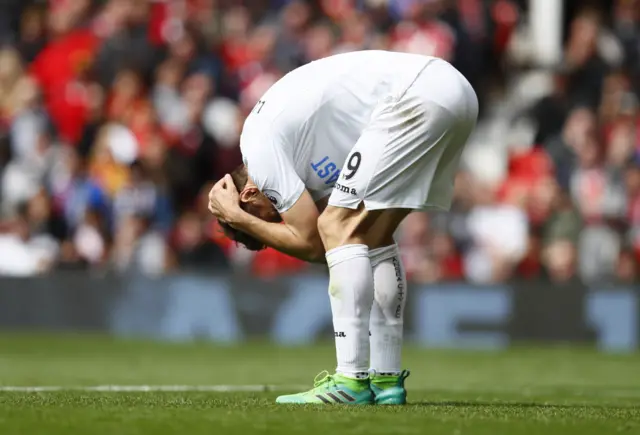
[306,250,326,264]
[303,241,326,264]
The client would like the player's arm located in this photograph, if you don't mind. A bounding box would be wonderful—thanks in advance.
[209,175,325,263]
[228,195,329,262]
[315,196,329,214]
[228,188,325,263]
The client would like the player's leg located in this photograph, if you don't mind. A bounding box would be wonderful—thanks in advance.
[277,130,386,403]
[319,74,475,405]
[274,207,407,404]
[366,213,410,404]
[280,93,424,405]
[367,213,406,379]
[309,105,401,391]
[368,245,410,404]
[369,245,405,371]
[319,205,411,404]
[312,195,409,392]
[318,204,406,374]
[274,204,380,404]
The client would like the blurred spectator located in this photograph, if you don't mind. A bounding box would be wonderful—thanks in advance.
[271,1,310,72]
[26,187,66,241]
[172,211,228,270]
[542,192,582,246]
[16,4,47,63]
[541,238,580,285]
[390,0,455,61]
[615,248,638,283]
[52,148,109,232]
[543,106,597,190]
[516,228,542,279]
[578,225,622,283]
[612,0,640,80]
[71,206,108,268]
[112,214,168,276]
[624,163,640,262]
[563,10,610,109]
[396,212,433,282]
[430,231,464,281]
[112,159,172,233]
[76,82,106,158]
[464,181,528,283]
[2,93,63,218]
[93,0,158,88]
[0,203,58,276]
[569,133,624,222]
[152,58,185,130]
[529,66,572,146]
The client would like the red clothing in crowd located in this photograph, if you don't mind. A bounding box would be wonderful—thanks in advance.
[251,249,308,279]
[439,254,464,280]
[30,28,101,143]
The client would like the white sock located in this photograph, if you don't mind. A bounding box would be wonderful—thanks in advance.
[326,244,373,379]
[369,245,407,375]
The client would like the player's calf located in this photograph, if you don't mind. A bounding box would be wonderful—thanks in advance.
[369,245,410,405]
[369,246,407,367]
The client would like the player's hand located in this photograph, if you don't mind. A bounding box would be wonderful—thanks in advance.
[208,174,241,224]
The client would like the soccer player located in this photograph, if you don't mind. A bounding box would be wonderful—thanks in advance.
[208,50,478,405]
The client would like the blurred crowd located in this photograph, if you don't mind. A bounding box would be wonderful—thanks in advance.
[0,0,637,285]
[399,1,640,286]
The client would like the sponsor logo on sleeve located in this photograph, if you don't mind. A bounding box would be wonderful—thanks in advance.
[334,183,358,196]
[263,190,282,207]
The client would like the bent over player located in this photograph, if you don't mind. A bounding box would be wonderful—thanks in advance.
[208,50,478,405]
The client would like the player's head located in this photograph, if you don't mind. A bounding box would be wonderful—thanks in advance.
[217,164,282,251]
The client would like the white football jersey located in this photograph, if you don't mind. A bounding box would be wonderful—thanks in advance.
[240,50,434,213]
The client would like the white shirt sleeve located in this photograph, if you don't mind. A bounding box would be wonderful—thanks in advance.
[243,139,305,214]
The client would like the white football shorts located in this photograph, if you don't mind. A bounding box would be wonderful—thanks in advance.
[328,58,478,212]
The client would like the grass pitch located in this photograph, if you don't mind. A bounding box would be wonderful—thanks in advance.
[0,334,639,434]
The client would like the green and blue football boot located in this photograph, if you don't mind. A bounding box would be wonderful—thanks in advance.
[369,369,410,405]
[276,371,374,405]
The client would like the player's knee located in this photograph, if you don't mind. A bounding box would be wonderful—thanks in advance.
[317,207,354,248]
[319,206,376,249]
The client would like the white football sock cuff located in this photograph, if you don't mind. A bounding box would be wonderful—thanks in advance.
[369,244,399,268]
[326,244,369,268]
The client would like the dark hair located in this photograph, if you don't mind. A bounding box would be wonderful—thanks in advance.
[217,165,267,251]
